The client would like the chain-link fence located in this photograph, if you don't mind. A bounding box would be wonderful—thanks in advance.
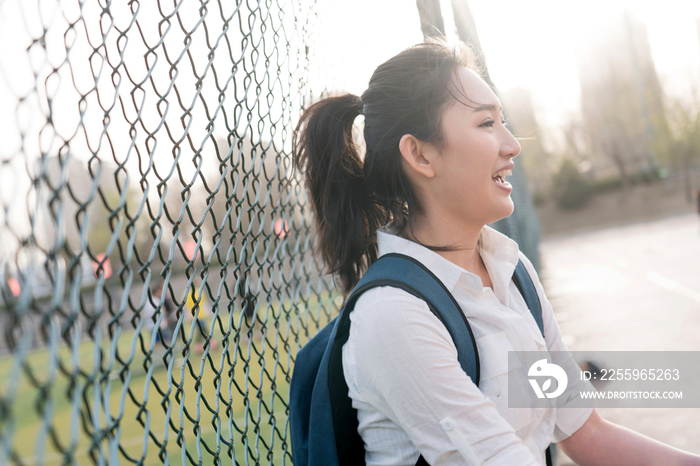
[0,1,541,465]
[0,0,339,464]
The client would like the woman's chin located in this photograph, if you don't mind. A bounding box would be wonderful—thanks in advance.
[488,201,515,224]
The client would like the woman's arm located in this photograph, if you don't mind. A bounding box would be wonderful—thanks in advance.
[517,253,700,465]
[558,409,700,466]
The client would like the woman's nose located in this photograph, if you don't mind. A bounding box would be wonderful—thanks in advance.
[501,127,521,159]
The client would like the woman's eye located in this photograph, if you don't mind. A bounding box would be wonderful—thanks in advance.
[480,117,508,128]
[501,118,509,126]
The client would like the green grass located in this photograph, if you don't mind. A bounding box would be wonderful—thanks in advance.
[0,292,339,465]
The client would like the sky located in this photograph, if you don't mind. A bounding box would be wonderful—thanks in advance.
[315,0,700,150]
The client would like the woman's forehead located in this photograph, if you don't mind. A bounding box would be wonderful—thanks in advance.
[454,67,501,110]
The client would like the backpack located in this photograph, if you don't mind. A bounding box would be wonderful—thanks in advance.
[289,252,553,466]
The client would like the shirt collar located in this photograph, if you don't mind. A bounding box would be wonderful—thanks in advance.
[376,225,520,294]
[477,225,521,301]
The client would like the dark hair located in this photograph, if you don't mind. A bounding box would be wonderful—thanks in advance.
[293,41,475,295]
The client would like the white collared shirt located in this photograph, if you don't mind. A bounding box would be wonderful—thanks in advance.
[342,226,593,465]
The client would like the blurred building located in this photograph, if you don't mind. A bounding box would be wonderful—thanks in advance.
[501,87,553,197]
[576,11,670,183]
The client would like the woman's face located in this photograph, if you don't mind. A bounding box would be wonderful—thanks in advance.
[430,67,521,227]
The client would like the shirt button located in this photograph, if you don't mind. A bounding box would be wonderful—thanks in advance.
[443,420,453,431]
[537,408,544,418]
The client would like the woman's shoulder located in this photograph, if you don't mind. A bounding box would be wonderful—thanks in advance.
[516,249,536,270]
[346,285,457,362]
[351,285,430,320]
[348,284,456,346]
[515,249,545,292]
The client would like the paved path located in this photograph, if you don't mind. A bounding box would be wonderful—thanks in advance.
[539,212,700,463]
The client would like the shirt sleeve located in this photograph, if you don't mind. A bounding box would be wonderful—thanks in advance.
[346,287,540,466]
[518,252,595,443]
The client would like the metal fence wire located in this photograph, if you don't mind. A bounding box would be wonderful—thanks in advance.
[0,1,541,464]
[0,0,336,464]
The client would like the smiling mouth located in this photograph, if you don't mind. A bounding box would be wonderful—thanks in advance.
[492,168,512,187]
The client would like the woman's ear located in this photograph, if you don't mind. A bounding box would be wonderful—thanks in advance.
[398,134,437,179]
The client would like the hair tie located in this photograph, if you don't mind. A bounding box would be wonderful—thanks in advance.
[356,98,364,115]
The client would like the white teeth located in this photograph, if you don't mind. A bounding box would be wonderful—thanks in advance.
[492,168,512,179]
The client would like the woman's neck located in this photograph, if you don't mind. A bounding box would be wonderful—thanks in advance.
[404,216,491,287]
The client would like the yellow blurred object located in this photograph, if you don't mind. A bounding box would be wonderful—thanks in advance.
[185,286,211,321]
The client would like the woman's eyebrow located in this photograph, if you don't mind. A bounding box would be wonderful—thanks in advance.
[472,103,502,113]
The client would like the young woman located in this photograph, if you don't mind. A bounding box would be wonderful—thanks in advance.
[293,41,700,466]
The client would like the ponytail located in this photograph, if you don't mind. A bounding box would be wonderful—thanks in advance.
[293,94,385,296]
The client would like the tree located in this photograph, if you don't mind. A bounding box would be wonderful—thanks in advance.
[666,95,700,201]
[576,13,671,186]
[416,0,446,39]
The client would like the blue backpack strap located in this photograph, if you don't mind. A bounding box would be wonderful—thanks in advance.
[512,259,544,335]
[512,259,556,466]
[326,253,480,465]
